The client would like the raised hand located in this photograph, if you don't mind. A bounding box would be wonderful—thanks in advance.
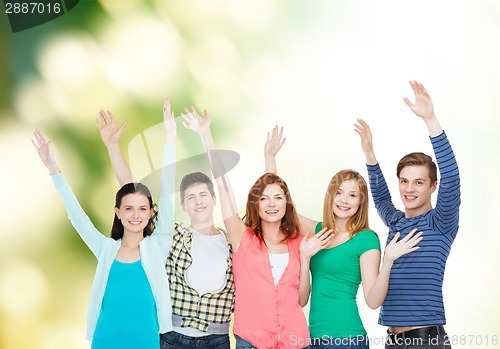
[354,119,377,165]
[300,228,334,261]
[181,105,211,134]
[96,110,126,147]
[264,125,286,159]
[383,228,423,263]
[403,80,435,120]
[354,119,374,154]
[32,129,60,175]
[163,98,176,143]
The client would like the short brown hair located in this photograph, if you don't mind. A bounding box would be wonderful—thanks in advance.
[244,173,300,244]
[397,152,437,184]
[179,172,215,203]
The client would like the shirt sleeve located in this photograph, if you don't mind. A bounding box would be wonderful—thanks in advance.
[52,173,106,257]
[366,163,404,227]
[356,230,381,256]
[430,131,461,236]
[151,143,176,258]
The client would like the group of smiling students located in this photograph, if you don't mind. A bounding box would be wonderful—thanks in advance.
[33,80,460,349]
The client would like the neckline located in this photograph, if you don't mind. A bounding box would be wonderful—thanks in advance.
[114,259,141,264]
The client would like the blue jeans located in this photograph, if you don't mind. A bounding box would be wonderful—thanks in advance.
[311,335,370,349]
[235,336,312,349]
[160,331,230,349]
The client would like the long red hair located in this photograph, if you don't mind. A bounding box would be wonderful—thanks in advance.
[244,173,300,244]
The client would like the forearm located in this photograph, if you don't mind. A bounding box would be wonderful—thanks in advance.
[298,258,311,307]
[363,150,378,166]
[200,128,244,247]
[52,173,105,255]
[423,115,443,138]
[265,155,277,174]
[364,260,392,309]
[106,144,135,186]
[155,144,176,251]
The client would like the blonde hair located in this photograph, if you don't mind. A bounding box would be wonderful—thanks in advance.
[322,169,370,237]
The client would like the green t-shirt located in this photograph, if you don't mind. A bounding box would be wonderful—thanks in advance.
[309,222,380,339]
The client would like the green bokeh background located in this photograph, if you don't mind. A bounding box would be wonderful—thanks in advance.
[1,1,499,348]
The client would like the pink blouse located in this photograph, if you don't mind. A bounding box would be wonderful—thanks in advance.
[232,227,309,349]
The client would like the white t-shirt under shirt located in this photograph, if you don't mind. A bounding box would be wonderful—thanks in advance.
[269,253,289,286]
[174,228,230,337]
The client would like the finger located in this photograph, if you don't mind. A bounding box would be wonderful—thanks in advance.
[117,121,127,137]
[182,121,189,129]
[97,110,107,125]
[402,96,413,108]
[278,126,284,140]
[106,111,116,124]
[31,138,39,151]
[390,232,401,243]
[204,109,210,120]
[402,228,418,241]
[180,113,192,123]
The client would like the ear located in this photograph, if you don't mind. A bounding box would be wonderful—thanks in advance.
[431,181,438,193]
[150,207,154,218]
[212,194,217,205]
[114,207,120,219]
[180,201,187,212]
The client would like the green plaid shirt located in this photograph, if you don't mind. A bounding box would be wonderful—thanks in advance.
[166,222,235,332]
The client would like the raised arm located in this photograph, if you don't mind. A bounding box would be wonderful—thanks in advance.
[96,109,135,186]
[264,125,286,174]
[354,118,378,166]
[360,229,422,309]
[32,130,106,256]
[355,119,402,226]
[403,80,443,137]
[263,125,318,235]
[153,99,176,255]
[182,107,246,251]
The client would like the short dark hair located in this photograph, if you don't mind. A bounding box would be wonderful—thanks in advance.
[179,172,215,203]
[397,152,437,184]
[111,182,156,240]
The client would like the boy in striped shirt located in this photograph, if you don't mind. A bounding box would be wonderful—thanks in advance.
[355,80,460,349]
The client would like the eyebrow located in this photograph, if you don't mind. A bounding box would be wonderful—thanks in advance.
[400,177,427,181]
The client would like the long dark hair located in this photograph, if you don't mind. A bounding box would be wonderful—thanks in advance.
[244,173,300,244]
[111,182,157,240]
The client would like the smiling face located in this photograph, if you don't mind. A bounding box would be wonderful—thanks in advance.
[258,183,287,224]
[181,182,216,225]
[332,179,362,221]
[398,165,437,218]
[114,193,153,235]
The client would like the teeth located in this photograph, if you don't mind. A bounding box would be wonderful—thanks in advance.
[266,210,278,214]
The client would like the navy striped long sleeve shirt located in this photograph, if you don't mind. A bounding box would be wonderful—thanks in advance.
[367,131,461,326]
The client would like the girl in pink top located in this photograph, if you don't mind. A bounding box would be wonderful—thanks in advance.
[182,107,333,349]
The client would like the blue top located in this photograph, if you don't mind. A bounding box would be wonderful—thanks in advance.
[51,144,176,340]
[366,131,460,326]
[92,259,159,349]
